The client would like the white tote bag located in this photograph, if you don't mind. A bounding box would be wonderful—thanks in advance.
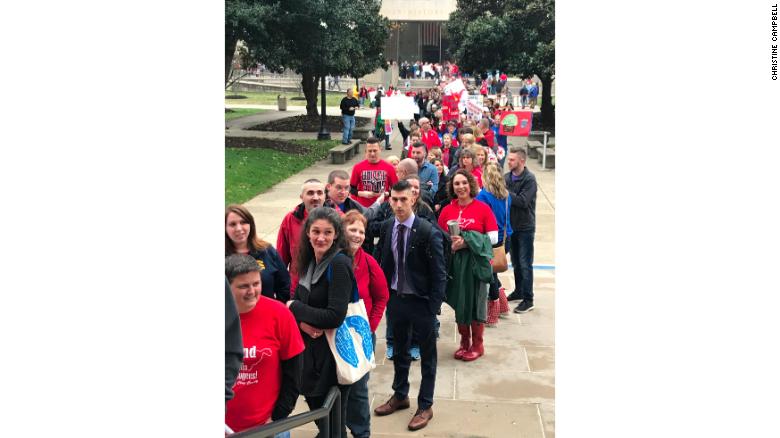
[324,265,376,385]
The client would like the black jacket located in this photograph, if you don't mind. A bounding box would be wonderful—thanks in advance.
[340,97,359,116]
[373,216,447,315]
[504,168,537,231]
[433,173,450,216]
[289,253,353,396]
[225,278,243,403]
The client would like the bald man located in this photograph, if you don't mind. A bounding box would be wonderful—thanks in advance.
[277,179,326,294]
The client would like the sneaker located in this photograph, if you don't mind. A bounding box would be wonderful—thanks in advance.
[409,346,421,361]
[386,344,394,360]
[513,301,535,313]
[506,291,523,302]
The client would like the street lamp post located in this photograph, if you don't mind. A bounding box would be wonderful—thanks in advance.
[317,19,330,140]
[317,74,330,140]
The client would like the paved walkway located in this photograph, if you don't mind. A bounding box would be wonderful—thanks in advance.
[229,109,555,437]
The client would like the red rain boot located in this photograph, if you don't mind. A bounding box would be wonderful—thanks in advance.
[486,299,500,327]
[461,322,485,361]
[454,324,471,360]
[498,287,510,316]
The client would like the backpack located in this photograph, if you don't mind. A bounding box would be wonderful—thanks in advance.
[418,218,452,276]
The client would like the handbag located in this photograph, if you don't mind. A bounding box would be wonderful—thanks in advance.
[324,263,376,385]
[492,196,509,273]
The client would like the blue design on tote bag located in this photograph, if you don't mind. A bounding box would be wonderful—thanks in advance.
[327,261,375,368]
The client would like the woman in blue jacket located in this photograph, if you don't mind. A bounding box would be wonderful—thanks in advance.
[226,204,291,302]
[475,163,513,325]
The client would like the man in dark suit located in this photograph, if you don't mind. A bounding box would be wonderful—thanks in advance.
[372,180,447,431]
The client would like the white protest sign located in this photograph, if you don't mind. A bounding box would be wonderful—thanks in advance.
[458,89,469,112]
[466,95,483,121]
[380,95,415,121]
[368,91,377,103]
[443,78,466,96]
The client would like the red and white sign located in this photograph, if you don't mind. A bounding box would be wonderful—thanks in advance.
[443,78,466,96]
[441,94,460,121]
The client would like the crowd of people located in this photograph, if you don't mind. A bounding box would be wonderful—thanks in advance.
[225,70,540,437]
[399,60,459,80]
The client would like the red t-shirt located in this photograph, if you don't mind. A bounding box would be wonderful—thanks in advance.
[350,159,399,207]
[437,198,498,235]
[481,128,495,148]
[225,296,305,432]
[471,166,484,188]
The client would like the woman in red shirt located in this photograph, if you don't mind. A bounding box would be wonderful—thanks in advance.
[342,210,389,438]
[225,254,305,435]
[456,146,483,188]
[437,170,498,362]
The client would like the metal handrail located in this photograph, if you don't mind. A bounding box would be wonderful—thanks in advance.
[230,386,341,438]
[530,130,552,170]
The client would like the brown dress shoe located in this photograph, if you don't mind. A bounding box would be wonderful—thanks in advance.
[407,407,434,430]
[373,395,410,416]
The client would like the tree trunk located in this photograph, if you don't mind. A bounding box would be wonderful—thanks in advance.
[301,73,319,116]
[225,38,238,85]
[539,73,555,129]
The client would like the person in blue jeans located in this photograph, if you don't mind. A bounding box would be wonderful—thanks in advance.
[340,89,360,144]
[503,147,538,313]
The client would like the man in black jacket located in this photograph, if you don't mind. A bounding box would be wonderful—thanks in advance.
[340,89,360,144]
[372,180,446,431]
[504,146,538,313]
[225,278,243,404]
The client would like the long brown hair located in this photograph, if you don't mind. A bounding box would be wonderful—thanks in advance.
[296,207,349,272]
[225,204,270,255]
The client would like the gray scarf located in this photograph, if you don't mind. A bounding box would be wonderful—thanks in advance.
[298,250,342,292]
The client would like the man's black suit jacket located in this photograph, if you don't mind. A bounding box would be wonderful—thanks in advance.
[374,215,447,315]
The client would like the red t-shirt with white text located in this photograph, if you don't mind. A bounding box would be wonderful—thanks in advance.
[437,198,498,235]
[350,159,399,207]
[225,296,305,432]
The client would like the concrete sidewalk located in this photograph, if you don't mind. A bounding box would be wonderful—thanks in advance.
[233,111,555,438]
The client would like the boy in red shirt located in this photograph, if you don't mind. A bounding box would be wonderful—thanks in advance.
[225,255,305,434]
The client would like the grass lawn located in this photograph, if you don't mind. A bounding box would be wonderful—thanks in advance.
[225,90,346,106]
[225,108,270,121]
[225,139,341,205]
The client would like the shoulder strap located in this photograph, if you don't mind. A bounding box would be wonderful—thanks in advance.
[504,196,509,241]
[325,253,360,303]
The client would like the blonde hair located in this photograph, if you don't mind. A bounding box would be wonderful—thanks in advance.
[472,145,487,162]
[386,155,400,166]
[460,133,476,147]
[428,147,442,160]
[482,163,508,199]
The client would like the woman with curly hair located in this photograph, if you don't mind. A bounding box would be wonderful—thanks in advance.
[437,170,498,362]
